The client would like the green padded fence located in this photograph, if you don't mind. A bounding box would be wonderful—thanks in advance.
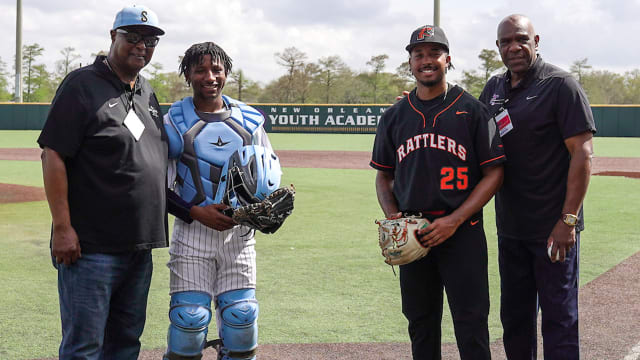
[1,102,638,136]
[0,103,51,130]
[590,105,640,137]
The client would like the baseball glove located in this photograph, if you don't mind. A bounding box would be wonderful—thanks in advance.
[375,216,431,266]
[232,185,295,234]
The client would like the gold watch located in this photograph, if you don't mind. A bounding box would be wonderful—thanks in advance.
[562,214,578,227]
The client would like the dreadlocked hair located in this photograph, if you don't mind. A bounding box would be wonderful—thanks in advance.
[179,42,233,84]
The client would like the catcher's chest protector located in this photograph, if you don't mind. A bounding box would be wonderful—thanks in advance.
[164,96,264,206]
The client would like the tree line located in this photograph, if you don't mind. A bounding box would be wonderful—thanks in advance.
[1,44,638,105]
[0,44,84,102]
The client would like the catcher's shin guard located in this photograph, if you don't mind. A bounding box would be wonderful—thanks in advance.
[216,288,259,359]
[164,291,213,360]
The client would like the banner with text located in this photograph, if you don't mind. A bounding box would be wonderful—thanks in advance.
[254,104,389,133]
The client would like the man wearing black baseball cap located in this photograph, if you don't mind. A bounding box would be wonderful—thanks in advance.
[405,24,449,52]
[371,24,504,360]
[38,5,168,359]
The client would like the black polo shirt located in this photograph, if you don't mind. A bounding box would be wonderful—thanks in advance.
[479,56,596,239]
[38,55,168,253]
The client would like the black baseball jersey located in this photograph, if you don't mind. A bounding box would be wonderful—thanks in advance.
[370,84,505,214]
[479,56,596,239]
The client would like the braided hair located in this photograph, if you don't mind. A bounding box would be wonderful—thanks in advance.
[179,42,233,84]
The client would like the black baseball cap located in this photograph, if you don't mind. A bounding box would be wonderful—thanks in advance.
[406,25,449,53]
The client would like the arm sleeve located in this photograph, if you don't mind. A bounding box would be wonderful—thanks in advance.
[37,76,89,158]
[370,111,396,171]
[474,104,506,168]
[167,189,194,224]
[555,76,597,139]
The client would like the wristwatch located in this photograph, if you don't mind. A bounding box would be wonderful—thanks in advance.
[562,214,578,226]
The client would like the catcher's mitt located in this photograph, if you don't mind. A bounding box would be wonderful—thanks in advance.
[232,185,295,234]
[375,216,431,266]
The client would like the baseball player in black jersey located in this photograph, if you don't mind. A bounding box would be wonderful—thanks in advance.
[479,15,595,360]
[371,25,505,359]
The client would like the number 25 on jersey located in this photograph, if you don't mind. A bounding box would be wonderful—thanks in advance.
[440,167,468,190]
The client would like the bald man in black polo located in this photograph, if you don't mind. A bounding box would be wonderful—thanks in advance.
[479,14,596,360]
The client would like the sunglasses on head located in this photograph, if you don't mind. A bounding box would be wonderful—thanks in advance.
[116,28,159,48]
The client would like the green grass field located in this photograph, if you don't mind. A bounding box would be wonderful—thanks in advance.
[266,133,640,157]
[0,131,639,359]
[4,130,640,156]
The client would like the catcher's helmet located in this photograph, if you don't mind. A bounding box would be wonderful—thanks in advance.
[226,145,282,207]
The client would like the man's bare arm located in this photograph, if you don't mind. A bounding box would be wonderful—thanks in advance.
[41,148,81,265]
[547,131,593,262]
[375,170,401,219]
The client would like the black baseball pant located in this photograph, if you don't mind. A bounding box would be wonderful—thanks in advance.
[400,216,491,360]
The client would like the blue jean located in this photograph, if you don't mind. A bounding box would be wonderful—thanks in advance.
[55,250,153,360]
[498,233,580,360]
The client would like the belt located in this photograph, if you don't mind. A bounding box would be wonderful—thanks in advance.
[402,210,446,218]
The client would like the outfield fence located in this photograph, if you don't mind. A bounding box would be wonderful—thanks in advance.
[0,102,638,136]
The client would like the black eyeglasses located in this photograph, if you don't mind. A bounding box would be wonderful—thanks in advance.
[116,28,160,48]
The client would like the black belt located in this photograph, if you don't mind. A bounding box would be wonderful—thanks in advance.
[402,210,446,218]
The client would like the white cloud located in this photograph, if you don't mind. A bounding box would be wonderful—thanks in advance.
[0,0,638,90]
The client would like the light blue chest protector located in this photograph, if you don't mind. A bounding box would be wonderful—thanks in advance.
[164,95,265,206]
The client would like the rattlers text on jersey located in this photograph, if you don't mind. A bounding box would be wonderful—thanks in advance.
[370,84,505,213]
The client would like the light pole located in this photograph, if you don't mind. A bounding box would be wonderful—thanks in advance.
[14,0,23,103]
[434,0,440,26]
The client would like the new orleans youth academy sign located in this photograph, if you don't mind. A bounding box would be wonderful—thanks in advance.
[253,104,389,134]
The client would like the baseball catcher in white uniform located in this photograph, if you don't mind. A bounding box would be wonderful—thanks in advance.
[163,42,292,360]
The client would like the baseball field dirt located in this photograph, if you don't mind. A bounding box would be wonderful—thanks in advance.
[3,147,638,359]
[0,183,44,203]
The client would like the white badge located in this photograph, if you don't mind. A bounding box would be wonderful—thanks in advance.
[495,108,514,137]
[123,108,145,141]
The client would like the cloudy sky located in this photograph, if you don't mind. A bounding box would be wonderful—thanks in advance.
[0,0,638,88]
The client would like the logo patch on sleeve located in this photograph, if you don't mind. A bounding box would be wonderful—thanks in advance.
[490,94,504,106]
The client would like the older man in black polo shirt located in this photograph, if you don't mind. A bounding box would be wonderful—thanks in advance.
[479,14,595,360]
[38,5,167,359]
